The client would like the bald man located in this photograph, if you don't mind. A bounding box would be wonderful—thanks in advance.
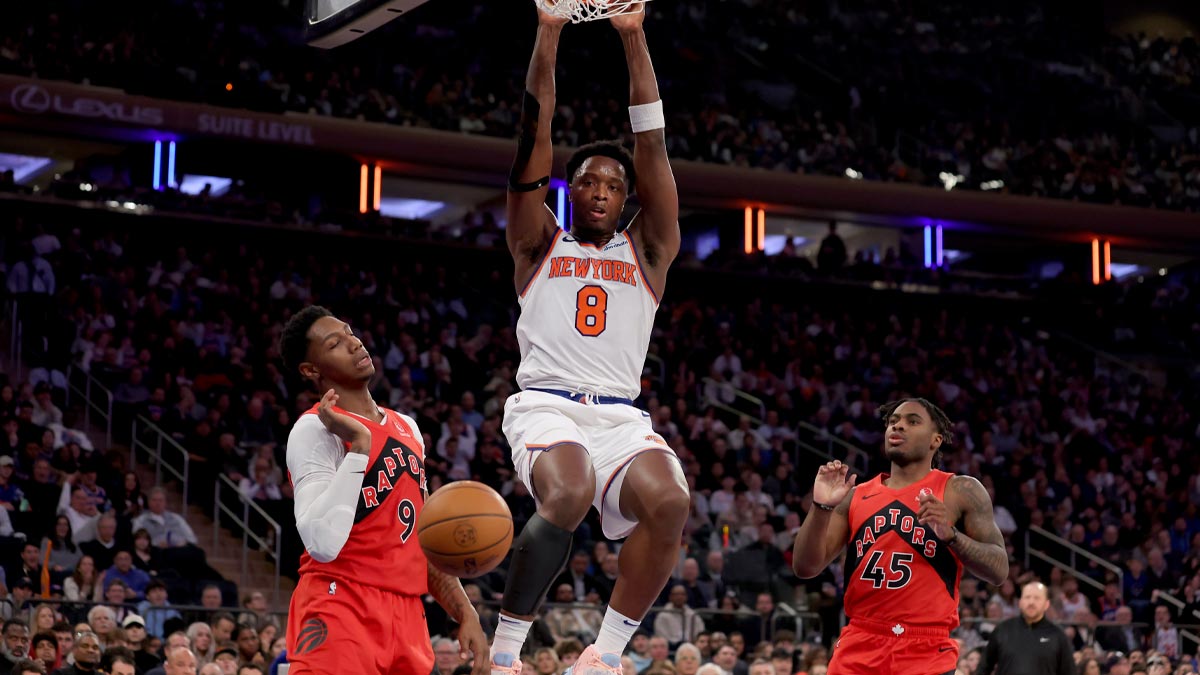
[163,646,198,675]
[979,582,1074,675]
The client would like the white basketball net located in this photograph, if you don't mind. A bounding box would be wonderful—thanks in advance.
[535,0,650,24]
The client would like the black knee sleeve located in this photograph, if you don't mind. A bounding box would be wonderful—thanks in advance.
[501,513,573,616]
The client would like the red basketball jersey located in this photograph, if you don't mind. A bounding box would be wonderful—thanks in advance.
[843,469,962,629]
[296,405,429,596]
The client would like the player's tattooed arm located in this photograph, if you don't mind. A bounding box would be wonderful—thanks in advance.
[427,562,490,674]
[427,561,476,624]
[947,475,1009,586]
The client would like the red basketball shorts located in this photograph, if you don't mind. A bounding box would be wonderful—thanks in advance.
[828,618,958,675]
[286,574,433,675]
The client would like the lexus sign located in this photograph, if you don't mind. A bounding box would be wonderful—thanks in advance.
[10,83,164,125]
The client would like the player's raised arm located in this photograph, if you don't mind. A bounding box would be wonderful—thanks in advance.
[792,461,857,578]
[506,5,568,278]
[612,6,680,273]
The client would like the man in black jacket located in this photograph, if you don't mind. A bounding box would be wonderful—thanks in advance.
[980,582,1074,675]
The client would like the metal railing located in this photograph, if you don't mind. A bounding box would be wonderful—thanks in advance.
[65,364,115,448]
[214,474,283,607]
[5,300,21,377]
[700,377,767,424]
[1024,525,1124,600]
[28,597,287,633]
[1150,590,1200,654]
[130,415,192,508]
[644,353,667,391]
[795,421,870,474]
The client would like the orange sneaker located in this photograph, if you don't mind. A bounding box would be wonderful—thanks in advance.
[564,645,623,675]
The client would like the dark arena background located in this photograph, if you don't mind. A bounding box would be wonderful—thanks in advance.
[0,0,1199,674]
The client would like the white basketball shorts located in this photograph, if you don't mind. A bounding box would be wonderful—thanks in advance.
[502,389,675,539]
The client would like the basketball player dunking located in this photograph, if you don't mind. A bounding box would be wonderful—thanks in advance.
[280,306,489,675]
[489,4,689,675]
[792,398,1010,675]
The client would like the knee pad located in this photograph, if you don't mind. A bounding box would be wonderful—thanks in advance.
[500,513,574,616]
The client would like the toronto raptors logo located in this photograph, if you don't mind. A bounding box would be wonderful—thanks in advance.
[454,524,478,548]
[294,618,329,655]
[917,488,933,502]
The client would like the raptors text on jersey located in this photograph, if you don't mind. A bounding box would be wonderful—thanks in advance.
[843,469,963,629]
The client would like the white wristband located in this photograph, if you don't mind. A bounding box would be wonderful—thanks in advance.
[629,100,665,133]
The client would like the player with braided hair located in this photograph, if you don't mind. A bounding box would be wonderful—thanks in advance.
[791,398,1008,675]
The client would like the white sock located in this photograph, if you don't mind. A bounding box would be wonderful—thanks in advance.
[594,607,640,656]
[491,615,533,660]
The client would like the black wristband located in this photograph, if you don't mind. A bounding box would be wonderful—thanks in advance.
[813,502,836,512]
[508,175,551,193]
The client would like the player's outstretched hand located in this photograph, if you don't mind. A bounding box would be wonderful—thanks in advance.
[917,492,955,541]
[458,613,491,675]
[536,0,570,26]
[812,460,856,509]
[609,1,646,32]
[316,389,371,452]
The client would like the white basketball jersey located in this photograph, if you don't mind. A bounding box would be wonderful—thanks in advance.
[516,230,659,400]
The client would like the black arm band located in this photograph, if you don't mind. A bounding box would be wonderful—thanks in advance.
[813,502,836,512]
[508,90,548,193]
[508,175,551,193]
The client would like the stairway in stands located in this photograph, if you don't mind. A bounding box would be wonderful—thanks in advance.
[130,461,296,611]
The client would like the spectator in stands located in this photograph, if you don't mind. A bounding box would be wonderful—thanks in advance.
[131,529,160,576]
[3,579,35,623]
[125,616,160,673]
[85,606,118,650]
[11,659,44,675]
[232,626,262,667]
[655,585,706,647]
[7,545,40,591]
[1,620,31,671]
[211,645,237,675]
[0,456,23,511]
[41,516,82,578]
[162,646,197,675]
[543,585,601,644]
[1151,605,1180,659]
[28,608,54,641]
[100,647,137,675]
[554,552,601,603]
[80,515,122,572]
[235,593,275,633]
[30,632,57,672]
[184,623,214,668]
[132,489,196,549]
[55,485,100,546]
[111,473,146,521]
[237,458,281,502]
[103,552,149,601]
[55,630,100,675]
[431,638,462,675]
[138,582,182,640]
[195,587,222,613]
[209,614,236,648]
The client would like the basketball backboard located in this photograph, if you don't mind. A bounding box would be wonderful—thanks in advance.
[305,0,431,49]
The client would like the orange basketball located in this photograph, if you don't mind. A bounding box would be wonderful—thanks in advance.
[418,481,514,578]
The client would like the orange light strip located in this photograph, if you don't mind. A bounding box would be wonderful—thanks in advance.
[1103,241,1111,281]
[359,164,369,214]
[1091,238,1100,285]
[757,208,766,251]
[373,165,382,211]
[744,207,753,254]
